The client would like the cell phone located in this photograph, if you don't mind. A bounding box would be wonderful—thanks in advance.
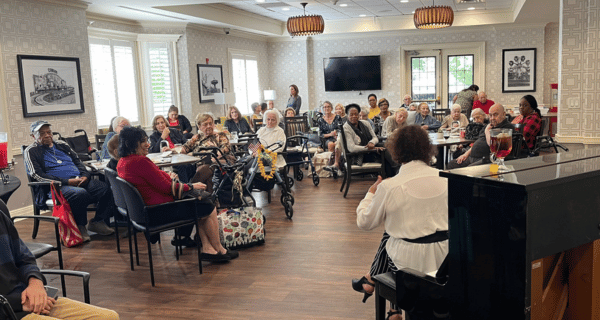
[45,286,59,299]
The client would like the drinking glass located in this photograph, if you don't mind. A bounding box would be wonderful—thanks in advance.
[443,130,450,140]
[490,128,512,171]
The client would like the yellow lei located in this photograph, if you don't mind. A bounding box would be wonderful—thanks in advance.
[257,146,277,180]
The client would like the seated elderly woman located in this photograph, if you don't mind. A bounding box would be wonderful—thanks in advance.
[100,116,130,159]
[352,125,449,320]
[374,98,393,122]
[284,107,296,118]
[318,101,341,153]
[334,103,347,123]
[441,104,469,133]
[182,113,236,193]
[511,95,542,152]
[343,104,382,162]
[414,103,441,132]
[117,126,238,261]
[250,102,262,130]
[453,108,488,159]
[167,105,193,139]
[149,115,185,153]
[381,108,409,137]
[106,134,120,171]
[359,108,376,131]
[256,110,287,169]
[224,106,253,135]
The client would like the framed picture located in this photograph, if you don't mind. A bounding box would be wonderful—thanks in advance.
[502,48,536,93]
[197,64,223,103]
[17,55,85,117]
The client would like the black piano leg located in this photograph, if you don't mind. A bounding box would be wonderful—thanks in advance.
[375,282,386,320]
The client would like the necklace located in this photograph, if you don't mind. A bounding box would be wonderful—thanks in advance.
[49,145,62,164]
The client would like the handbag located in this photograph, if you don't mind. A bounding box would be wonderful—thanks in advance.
[217,207,265,250]
[171,177,210,200]
[50,183,83,247]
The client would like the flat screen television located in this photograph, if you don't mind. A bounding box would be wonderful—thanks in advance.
[323,55,381,92]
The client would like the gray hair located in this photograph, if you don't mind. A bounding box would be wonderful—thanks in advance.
[112,116,128,131]
[471,108,486,117]
[251,102,261,112]
[263,109,280,125]
[451,104,462,112]
[397,107,409,115]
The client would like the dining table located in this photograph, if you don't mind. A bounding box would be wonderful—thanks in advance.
[429,133,476,170]
[83,152,201,172]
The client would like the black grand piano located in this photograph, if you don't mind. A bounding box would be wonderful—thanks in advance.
[377,148,600,320]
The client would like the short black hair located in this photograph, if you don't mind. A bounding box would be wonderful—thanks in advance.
[465,85,479,92]
[345,103,361,115]
[386,125,435,164]
[118,127,147,158]
[261,102,268,111]
[368,94,377,100]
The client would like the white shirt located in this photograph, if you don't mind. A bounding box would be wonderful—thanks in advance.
[342,120,379,153]
[256,126,287,168]
[357,161,449,274]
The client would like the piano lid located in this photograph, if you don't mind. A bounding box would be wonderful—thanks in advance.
[440,147,600,189]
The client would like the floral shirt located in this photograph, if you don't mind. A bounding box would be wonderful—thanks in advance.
[182,132,235,162]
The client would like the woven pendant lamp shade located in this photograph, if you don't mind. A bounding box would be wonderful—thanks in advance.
[287,3,325,36]
[413,5,454,29]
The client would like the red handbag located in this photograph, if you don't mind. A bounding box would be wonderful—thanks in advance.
[50,183,83,247]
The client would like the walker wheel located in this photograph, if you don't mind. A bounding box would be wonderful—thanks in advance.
[312,175,320,186]
[283,199,294,219]
[296,168,304,181]
[286,176,295,189]
[281,193,295,206]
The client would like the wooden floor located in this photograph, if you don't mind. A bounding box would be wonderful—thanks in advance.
[13,175,385,320]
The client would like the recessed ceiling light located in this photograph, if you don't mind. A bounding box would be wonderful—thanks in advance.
[359,14,366,17]
[411,11,415,13]
[340,3,348,6]
[468,7,475,10]
[400,0,409,2]
[282,7,290,10]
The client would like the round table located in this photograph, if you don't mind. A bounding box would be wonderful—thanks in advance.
[0,175,21,205]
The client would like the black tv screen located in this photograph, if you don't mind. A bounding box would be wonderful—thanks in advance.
[323,56,381,92]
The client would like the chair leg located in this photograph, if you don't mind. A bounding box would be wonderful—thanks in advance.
[55,228,66,297]
[340,170,347,192]
[174,229,180,261]
[375,282,386,320]
[146,232,155,287]
[343,173,351,198]
[267,189,271,203]
[133,229,140,266]
[127,219,134,271]
[32,207,40,239]
[114,215,121,254]
[196,220,202,275]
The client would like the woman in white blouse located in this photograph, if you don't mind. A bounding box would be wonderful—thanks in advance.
[256,110,287,168]
[352,125,449,320]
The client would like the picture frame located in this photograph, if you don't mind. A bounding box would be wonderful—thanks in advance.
[197,64,224,103]
[17,55,85,117]
[502,48,536,93]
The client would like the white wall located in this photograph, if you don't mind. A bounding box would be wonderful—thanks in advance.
[268,24,553,112]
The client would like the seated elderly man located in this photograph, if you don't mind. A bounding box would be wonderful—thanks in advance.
[447,104,514,169]
[23,121,114,242]
[472,91,495,114]
[0,209,119,320]
[399,94,412,109]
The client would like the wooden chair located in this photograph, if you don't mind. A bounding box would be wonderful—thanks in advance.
[114,176,202,286]
[338,125,385,198]
[252,118,264,130]
[432,109,450,123]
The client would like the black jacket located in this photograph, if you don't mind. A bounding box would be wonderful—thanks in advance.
[149,128,185,153]
[23,140,90,209]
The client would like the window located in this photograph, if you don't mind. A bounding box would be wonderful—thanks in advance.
[229,49,259,114]
[411,56,437,103]
[141,42,178,121]
[448,55,474,108]
[89,38,139,127]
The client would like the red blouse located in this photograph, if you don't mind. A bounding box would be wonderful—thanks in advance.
[117,154,190,206]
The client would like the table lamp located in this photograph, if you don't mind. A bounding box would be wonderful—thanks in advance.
[214,92,236,116]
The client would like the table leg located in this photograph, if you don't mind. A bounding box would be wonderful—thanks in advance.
[443,146,448,170]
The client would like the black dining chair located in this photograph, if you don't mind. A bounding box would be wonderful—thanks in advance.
[113,176,202,286]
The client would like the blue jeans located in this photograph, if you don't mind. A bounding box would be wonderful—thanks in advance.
[58,179,113,226]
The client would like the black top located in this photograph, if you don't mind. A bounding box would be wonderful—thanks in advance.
[149,128,185,153]
[169,115,193,134]
[469,119,513,160]
[224,118,253,134]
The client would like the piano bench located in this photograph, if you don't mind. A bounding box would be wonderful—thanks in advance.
[372,272,397,320]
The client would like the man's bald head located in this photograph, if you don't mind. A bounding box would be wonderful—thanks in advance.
[489,103,506,127]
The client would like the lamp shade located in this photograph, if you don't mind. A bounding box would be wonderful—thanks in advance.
[213,92,236,105]
[413,5,454,29]
[264,90,277,101]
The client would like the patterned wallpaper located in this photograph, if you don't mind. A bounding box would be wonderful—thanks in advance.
[268,25,551,114]
[267,40,310,112]
[558,0,600,142]
[544,23,559,106]
[182,27,270,119]
[0,0,96,150]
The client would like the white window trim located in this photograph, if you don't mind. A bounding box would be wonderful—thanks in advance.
[227,48,259,114]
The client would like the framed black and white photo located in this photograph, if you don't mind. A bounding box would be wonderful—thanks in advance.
[502,48,536,93]
[17,55,85,117]
[197,64,223,103]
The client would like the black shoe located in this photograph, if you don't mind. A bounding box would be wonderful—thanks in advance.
[171,236,197,248]
[351,276,375,303]
[224,249,239,260]
[200,252,230,262]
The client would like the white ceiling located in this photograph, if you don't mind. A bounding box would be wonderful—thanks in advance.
[84,0,559,36]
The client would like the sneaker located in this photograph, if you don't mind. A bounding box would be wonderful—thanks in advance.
[78,225,91,242]
[87,221,115,236]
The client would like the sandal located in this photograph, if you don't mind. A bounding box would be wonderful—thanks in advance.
[351,276,375,303]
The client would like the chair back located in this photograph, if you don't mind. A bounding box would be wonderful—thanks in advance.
[95,134,107,151]
[283,115,310,137]
[63,130,92,160]
[103,168,127,213]
[115,177,147,225]
[252,118,264,129]
[432,109,449,123]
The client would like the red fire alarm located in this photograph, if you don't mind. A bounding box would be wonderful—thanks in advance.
[206,58,209,64]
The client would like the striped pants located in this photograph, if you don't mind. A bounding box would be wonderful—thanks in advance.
[369,232,398,277]
[22,298,119,320]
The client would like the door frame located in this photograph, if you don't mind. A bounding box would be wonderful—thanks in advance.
[399,42,486,108]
